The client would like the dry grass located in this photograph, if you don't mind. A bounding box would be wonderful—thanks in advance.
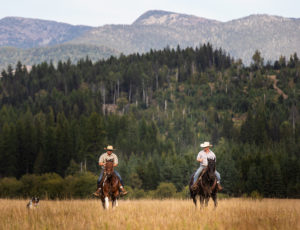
[0,198,299,230]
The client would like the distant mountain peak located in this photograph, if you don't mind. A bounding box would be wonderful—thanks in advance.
[0,17,92,49]
[132,10,220,26]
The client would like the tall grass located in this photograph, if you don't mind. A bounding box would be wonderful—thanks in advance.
[0,198,299,230]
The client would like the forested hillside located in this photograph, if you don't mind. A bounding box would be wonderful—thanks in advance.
[0,44,299,198]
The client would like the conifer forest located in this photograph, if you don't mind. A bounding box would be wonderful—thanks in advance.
[0,44,299,198]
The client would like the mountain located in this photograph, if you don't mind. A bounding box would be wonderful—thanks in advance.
[0,17,92,48]
[70,10,300,64]
[0,44,119,71]
[132,10,220,26]
[0,10,300,70]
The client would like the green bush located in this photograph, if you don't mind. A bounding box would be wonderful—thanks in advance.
[250,190,263,200]
[217,193,230,199]
[39,173,64,199]
[154,182,177,199]
[19,174,40,198]
[0,177,22,198]
[175,186,190,199]
[64,172,97,198]
[132,188,147,199]
[18,173,64,199]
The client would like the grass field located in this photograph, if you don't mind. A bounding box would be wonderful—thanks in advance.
[0,198,299,230]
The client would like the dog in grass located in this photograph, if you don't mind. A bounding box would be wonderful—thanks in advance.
[26,197,39,209]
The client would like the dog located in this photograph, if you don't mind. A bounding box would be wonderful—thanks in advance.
[26,197,39,209]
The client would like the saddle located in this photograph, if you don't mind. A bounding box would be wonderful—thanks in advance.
[196,167,208,184]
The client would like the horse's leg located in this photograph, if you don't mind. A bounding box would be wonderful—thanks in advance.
[205,197,209,207]
[113,190,119,208]
[104,196,109,209]
[112,197,119,209]
[212,193,218,209]
[100,197,105,209]
[200,195,204,209]
[192,194,197,207]
[112,197,116,209]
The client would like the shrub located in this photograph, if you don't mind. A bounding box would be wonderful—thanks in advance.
[0,177,22,198]
[64,172,97,198]
[39,173,64,199]
[132,188,147,199]
[175,186,190,199]
[250,190,263,200]
[154,182,176,199]
[217,193,230,199]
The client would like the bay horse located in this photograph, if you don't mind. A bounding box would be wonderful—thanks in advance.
[189,158,219,209]
[99,159,121,209]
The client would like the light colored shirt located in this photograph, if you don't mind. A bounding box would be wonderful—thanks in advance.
[99,152,118,168]
[196,149,216,166]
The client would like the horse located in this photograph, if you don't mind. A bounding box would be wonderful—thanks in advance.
[99,159,121,209]
[189,158,219,209]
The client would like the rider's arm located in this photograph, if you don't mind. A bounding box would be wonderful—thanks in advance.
[197,158,203,163]
[197,152,204,163]
[99,162,105,166]
[113,154,118,167]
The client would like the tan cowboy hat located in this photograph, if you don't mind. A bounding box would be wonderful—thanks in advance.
[104,145,115,151]
[200,141,213,148]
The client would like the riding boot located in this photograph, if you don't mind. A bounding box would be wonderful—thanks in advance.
[93,187,101,197]
[191,178,201,191]
[217,182,223,191]
[120,186,128,196]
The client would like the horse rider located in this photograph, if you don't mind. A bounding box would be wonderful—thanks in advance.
[191,141,223,191]
[93,145,128,196]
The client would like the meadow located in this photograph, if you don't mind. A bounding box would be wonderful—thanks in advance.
[0,198,299,230]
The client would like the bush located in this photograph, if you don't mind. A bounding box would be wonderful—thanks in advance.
[19,174,40,198]
[250,190,263,200]
[39,173,64,199]
[64,172,97,198]
[133,189,147,199]
[18,173,64,199]
[154,182,177,199]
[0,177,22,198]
[217,193,230,199]
[175,186,190,199]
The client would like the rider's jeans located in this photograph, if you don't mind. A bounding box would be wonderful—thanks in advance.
[97,170,124,186]
[193,165,221,184]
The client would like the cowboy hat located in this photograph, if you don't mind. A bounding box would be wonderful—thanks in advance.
[200,141,213,148]
[104,145,115,151]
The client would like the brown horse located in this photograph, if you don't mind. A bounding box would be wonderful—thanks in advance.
[99,159,121,209]
[189,158,219,209]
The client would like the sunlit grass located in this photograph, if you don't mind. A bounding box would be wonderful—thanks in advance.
[0,198,299,230]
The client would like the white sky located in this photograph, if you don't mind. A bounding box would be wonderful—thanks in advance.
[0,0,299,26]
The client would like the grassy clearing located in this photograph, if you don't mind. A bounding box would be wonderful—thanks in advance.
[0,198,299,230]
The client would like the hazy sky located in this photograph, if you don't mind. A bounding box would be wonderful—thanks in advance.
[0,0,299,26]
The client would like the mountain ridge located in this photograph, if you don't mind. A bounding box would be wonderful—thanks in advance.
[0,16,92,48]
[0,10,300,69]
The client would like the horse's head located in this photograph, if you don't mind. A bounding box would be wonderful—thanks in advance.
[104,159,114,177]
[207,158,216,180]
